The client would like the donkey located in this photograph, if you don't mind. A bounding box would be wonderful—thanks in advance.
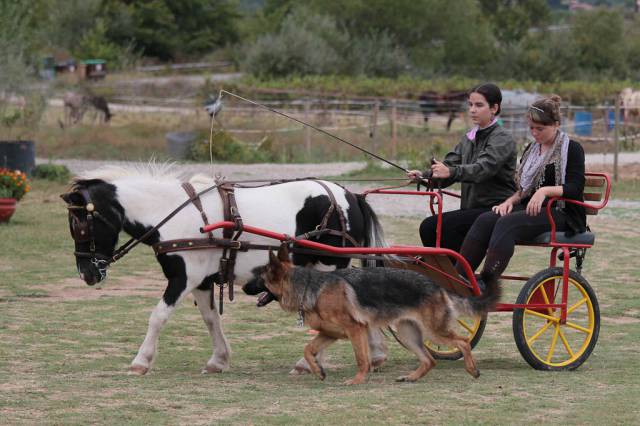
[418,90,467,131]
[61,165,389,376]
[86,95,112,123]
[62,92,112,126]
[63,91,86,126]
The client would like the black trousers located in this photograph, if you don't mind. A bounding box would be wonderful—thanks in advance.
[419,207,491,252]
[461,205,569,275]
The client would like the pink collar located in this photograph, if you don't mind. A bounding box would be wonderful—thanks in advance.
[466,118,498,141]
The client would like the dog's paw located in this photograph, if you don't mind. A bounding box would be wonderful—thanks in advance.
[318,365,326,380]
[343,377,365,385]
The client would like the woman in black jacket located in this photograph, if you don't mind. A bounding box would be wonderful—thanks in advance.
[457,94,586,289]
[407,83,517,251]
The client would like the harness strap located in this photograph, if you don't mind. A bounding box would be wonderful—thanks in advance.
[181,182,212,238]
[312,180,360,247]
[214,181,246,312]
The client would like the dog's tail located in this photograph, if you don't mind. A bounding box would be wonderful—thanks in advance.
[452,271,501,317]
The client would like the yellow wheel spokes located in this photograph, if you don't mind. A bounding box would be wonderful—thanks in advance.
[567,297,588,315]
[558,328,575,358]
[565,321,591,334]
[424,315,482,355]
[523,309,559,323]
[546,323,561,362]
[526,320,555,346]
[458,318,475,334]
[538,283,555,316]
[523,275,595,367]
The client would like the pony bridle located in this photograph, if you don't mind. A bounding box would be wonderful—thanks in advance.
[63,188,120,281]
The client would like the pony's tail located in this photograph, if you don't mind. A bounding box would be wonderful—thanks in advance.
[356,194,392,267]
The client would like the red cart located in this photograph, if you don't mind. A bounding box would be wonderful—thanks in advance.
[201,172,611,370]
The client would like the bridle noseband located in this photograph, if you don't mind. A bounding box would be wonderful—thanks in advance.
[63,188,120,281]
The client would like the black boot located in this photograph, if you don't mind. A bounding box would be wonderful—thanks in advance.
[477,250,510,294]
[456,236,489,279]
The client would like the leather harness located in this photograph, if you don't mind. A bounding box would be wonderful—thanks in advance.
[152,179,360,314]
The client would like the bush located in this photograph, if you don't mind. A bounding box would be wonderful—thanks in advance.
[32,164,71,182]
[242,7,348,78]
[347,31,409,78]
[189,131,275,163]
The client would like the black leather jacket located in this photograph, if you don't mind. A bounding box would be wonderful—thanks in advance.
[429,122,517,209]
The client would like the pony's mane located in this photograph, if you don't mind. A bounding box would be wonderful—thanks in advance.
[73,162,181,184]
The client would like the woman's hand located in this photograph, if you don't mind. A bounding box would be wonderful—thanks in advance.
[406,170,423,182]
[492,200,514,216]
[526,188,548,216]
[430,160,450,179]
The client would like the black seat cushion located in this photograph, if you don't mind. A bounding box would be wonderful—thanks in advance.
[519,231,595,245]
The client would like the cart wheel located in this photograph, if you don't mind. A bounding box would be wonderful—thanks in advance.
[390,314,486,360]
[512,267,599,370]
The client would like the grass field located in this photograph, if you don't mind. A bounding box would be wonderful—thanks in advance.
[1,180,639,424]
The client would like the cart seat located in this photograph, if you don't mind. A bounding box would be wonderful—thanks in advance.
[519,230,595,246]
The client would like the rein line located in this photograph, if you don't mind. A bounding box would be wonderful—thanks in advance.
[108,175,375,264]
[109,182,222,264]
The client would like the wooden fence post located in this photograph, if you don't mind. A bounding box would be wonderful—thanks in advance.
[614,96,620,182]
[390,99,397,159]
[370,100,379,154]
[304,99,311,159]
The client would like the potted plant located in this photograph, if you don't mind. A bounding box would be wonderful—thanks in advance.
[0,167,30,223]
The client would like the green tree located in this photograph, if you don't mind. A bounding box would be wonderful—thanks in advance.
[570,8,626,76]
[40,0,102,51]
[478,0,550,44]
[101,0,240,61]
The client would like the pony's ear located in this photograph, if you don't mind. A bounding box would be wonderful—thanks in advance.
[60,193,72,204]
[277,244,290,262]
[61,191,83,206]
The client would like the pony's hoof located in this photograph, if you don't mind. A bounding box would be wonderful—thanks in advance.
[371,355,387,369]
[289,365,311,375]
[128,364,148,375]
[472,369,480,379]
[202,365,224,374]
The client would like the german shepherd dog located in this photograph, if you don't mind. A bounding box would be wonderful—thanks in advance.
[244,245,501,385]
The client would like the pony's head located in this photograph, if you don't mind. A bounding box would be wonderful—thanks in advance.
[61,179,124,285]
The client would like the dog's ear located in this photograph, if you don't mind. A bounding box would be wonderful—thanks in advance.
[268,250,280,266]
[277,244,290,262]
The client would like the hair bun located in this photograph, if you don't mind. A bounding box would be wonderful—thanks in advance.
[549,94,562,106]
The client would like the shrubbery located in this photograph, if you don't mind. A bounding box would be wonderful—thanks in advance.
[32,164,71,182]
[189,131,276,163]
[242,7,408,79]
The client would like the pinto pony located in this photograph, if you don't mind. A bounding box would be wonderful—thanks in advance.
[61,165,388,375]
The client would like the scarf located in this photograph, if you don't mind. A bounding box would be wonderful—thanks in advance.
[466,118,498,141]
[516,130,570,199]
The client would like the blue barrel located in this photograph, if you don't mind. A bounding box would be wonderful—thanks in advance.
[574,111,592,136]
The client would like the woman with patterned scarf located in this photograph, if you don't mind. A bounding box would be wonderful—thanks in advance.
[456,94,586,291]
